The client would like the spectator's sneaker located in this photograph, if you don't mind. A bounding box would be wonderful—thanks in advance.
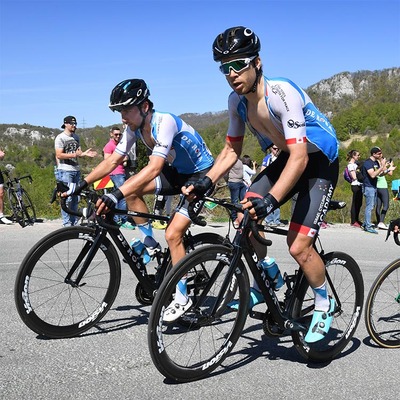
[351,222,361,228]
[0,216,13,225]
[305,298,336,343]
[377,222,388,230]
[228,288,264,311]
[163,298,193,322]
[121,221,136,230]
[364,226,378,234]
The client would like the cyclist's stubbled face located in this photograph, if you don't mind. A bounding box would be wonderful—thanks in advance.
[120,106,144,131]
[221,56,259,95]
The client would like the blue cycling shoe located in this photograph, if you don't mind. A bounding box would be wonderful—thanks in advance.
[228,288,264,311]
[305,297,336,343]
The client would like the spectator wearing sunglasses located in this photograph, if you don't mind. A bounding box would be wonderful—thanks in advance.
[55,115,98,226]
[185,26,340,344]
[103,126,135,229]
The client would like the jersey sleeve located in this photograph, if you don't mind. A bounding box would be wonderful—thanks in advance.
[114,127,137,157]
[268,81,307,146]
[151,113,176,160]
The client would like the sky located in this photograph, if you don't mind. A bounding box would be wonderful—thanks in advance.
[0,0,399,129]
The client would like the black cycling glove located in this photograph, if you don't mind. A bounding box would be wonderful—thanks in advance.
[185,176,213,197]
[248,193,279,219]
[99,189,124,209]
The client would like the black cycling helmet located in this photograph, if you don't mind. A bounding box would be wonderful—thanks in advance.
[212,26,260,62]
[109,79,150,112]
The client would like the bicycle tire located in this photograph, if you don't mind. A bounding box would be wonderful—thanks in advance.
[14,226,121,338]
[365,258,400,348]
[291,251,364,362]
[20,189,37,226]
[7,188,24,226]
[148,244,249,382]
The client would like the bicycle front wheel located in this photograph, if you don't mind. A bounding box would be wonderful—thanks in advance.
[7,188,24,226]
[148,244,249,382]
[365,259,400,348]
[14,226,121,338]
[291,251,364,362]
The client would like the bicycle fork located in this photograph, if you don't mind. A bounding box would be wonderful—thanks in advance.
[64,228,107,287]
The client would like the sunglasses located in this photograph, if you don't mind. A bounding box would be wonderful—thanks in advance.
[219,56,256,75]
[272,147,278,151]
[67,122,77,126]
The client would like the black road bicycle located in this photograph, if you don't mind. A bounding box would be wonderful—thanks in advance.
[1,165,36,227]
[148,196,364,382]
[365,219,400,348]
[14,189,226,339]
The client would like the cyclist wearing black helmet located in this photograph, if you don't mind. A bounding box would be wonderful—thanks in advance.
[184,26,340,343]
[64,78,214,321]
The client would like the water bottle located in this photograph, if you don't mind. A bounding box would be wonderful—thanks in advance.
[130,238,151,265]
[260,256,284,290]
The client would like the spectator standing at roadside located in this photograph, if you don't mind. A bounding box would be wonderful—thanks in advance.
[375,156,396,230]
[242,154,256,188]
[346,149,363,228]
[55,115,98,226]
[361,146,395,234]
[0,148,13,224]
[261,146,284,227]
[103,126,135,229]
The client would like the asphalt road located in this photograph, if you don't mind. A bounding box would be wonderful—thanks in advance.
[1,219,399,400]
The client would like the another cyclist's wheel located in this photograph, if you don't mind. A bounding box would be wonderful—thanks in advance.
[365,259,400,348]
[7,189,24,226]
[14,226,121,338]
[291,251,364,362]
[148,245,249,382]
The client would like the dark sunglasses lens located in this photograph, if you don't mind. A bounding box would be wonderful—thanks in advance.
[220,60,248,75]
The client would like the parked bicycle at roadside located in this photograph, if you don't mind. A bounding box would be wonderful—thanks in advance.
[148,196,364,382]
[0,164,36,227]
[14,187,227,339]
[365,218,400,348]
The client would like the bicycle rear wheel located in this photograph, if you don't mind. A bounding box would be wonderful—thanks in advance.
[20,189,36,226]
[148,245,249,382]
[291,251,364,362]
[14,226,121,338]
[365,259,400,348]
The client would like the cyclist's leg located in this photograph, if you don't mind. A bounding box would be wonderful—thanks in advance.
[288,153,339,342]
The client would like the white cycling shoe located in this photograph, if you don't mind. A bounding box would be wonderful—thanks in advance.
[163,298,193,322]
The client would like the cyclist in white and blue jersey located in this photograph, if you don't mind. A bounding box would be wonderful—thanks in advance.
[64,79,214,320]
[185,26,340,343]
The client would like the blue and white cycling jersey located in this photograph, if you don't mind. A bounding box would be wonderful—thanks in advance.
[115,111,214,174]
[227,76,339,163]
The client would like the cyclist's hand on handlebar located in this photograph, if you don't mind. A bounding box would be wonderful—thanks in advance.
[60,180,88,197]
[95,189,124,215]
[243,193,279,220]
[182,176,213,199]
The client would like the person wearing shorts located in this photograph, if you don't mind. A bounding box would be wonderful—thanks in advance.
[185,26,339,343]
[64,79,214,321]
